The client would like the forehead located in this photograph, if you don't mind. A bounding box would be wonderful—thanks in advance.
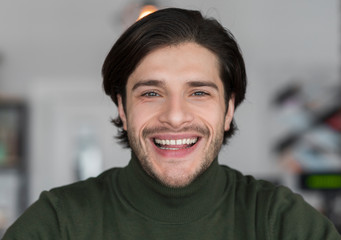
[127,42,222,89]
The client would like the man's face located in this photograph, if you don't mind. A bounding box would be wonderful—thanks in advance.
[118,42,234,188]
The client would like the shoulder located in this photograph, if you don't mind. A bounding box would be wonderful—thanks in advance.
[219,165,340,239]
[39,168,123,234]
[220,164,323,218]
[3,168,122,239]
[220,164,280,196]
[44,167,121,210]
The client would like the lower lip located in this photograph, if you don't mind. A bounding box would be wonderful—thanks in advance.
[151,138,201,158]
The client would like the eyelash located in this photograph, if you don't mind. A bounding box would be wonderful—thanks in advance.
[141,91,160,97]
[141,90,210,98]
[192,91,209,96]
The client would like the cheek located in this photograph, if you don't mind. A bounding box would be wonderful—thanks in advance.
[126,103,159,130]
[196,105,226,128]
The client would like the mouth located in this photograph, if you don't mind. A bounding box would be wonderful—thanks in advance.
[153,137,199,150]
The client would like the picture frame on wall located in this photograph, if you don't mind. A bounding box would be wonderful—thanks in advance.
[0,100,28,237]
[0,102,26,169]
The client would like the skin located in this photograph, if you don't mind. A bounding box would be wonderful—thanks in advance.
[118,42,235,188]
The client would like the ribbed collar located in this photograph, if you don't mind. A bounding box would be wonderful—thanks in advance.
[118,152,228,223]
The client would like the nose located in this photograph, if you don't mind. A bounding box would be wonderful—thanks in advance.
[158,95,194,129]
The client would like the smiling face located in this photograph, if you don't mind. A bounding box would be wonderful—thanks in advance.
[117,42,234,188]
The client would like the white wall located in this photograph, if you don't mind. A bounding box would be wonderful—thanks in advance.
[0,0,339,203]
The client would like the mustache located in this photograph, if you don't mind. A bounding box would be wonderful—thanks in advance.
[142,125,209,138]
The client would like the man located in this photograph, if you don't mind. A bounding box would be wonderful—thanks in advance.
[4,8,340,239]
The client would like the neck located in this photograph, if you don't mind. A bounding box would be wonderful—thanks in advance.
[118,152,228,223]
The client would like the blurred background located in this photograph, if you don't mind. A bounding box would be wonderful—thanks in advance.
[0,0,340,235]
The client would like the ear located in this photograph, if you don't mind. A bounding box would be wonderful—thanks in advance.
[117,95,128,131]
[224,95,235,131]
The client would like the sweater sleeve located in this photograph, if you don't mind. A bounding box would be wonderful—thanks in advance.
[268,186,341,240]
[2,191,62,239]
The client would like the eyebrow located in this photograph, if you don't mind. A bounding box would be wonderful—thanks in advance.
[186,81,219,91]
[132,80,165,91]
[131,79,219,91]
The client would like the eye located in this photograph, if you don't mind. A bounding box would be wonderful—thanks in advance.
[192,91,209,96]
[141,91,160,97]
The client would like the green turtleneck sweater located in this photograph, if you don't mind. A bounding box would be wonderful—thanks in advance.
[4,155,340,239]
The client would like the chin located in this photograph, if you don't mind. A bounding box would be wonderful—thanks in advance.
[145,153,212,188]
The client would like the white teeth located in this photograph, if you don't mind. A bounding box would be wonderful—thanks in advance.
[154,138,198,146]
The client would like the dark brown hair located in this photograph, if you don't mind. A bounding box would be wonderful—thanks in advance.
[102,8,247,147]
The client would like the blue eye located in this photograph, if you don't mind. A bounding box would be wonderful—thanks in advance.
[142,91,160,97]
[192,91,208,96]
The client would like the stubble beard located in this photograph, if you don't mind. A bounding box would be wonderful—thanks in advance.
[127,124,225,188]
